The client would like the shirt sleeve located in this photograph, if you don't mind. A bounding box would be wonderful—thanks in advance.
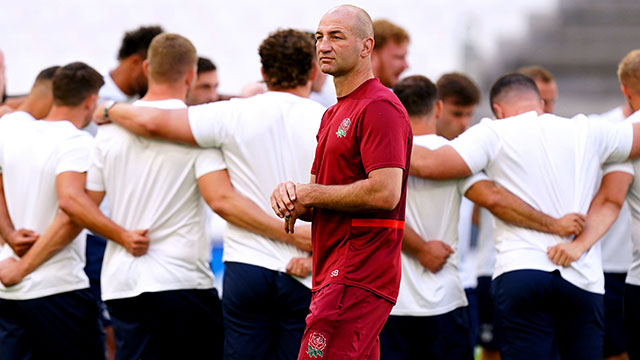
[602,161,634,176]
[56,133,94,175]
[194,148,227,179]
[590,119,633,164]
[457,171,489,195]
[358,99,411,173]
[187,101,236,148]
[85,139,106,192]
[450,119,500,174]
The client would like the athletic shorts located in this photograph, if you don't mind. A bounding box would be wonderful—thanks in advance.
[603,272,627,357]
[106,288,223,360]
[298,283,393,360]
[379,307,474,360]
[477,275,501,350]
[84,233,111,327]
[624,283,640,359]
[0,288,105,360]
[492,269,604,360]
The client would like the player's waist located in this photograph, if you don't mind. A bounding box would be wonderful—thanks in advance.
[351,218,404,229]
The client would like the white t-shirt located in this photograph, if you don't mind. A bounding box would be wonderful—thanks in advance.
[625,110,640,286]
[476,208,497,277]
[457,197,478,289]
[392,134,486,316]
[86,99,226,301]
[188,91,325,288]
[588,107,634,273]
[0,111,93,300]
[450,111,633,294]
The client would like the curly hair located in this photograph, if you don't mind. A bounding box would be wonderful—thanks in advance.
[259,29,315,90]
[117,25,164,60]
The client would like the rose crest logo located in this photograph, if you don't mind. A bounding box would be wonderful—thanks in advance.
[306,332,327,358]
[336,118,351,138]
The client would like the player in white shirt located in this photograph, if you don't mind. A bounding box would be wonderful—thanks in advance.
[588,103,635,360]
[616,49,640,360]
[94,29,325,360]
[0,62,149,360]
[410,72,640,360]
[379,75,586,359]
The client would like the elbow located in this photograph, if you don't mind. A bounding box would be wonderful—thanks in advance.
[207,194,233,219]
[375,189,402,211]
[57,193,76,217]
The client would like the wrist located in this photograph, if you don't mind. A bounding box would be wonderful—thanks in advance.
[103,100,118,122]
[296,184,313,208]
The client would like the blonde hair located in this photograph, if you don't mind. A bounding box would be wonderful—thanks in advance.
[147,33,197,84]
[618,49,640,93]
[373,19,409,50]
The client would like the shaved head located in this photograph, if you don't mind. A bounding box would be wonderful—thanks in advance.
[322,5,373,40]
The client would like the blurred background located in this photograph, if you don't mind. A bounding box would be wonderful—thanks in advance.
[2,0,638,119]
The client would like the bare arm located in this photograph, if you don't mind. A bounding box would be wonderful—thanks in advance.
[57,172,149,256]
[0,211,82,286]
[0,174,38,256]
[629,122,640,160]
[296,167,403,212]
[465,180,585,237]
[548,171,633,266]
[410,145,472,180]
[94,102,196,146]
[198,169,311,252]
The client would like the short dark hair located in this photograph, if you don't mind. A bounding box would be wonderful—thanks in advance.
[259,29,315,90]
[197,57,217,74]
[436,73,481,106]
[117,25,164,60]
[489,73,540,115]
[393,75,438,116]
[35,66,61,83]
[52,62,104,106]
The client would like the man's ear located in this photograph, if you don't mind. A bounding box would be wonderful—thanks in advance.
[492,103,504,119]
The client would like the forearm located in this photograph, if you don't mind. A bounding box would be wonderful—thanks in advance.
[105,104,195,145]
[107,103,158,138]
[467,181,557,234]
[59,193,127,246]
[297,168,402,212]
[571,200,622,253]
[401,224,426,258]
[16,212,81,277]
[410,145,471,180]
[0,177,14,240]
[211,192,301,245]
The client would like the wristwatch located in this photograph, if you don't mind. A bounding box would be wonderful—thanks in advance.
[103,100,117,122]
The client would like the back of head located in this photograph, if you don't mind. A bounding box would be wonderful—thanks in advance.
[436,73,480,106]
[517,65,554,84]
[147,33,197,84]
[35,66,60,85]
[373,19,409,50]
[489,73,541,117]
[259,29,315,90]
[52,62,104,107]
[393,75,437,117]
[197,57,216,75]
[118,25,164,60]
[618,49,640,94]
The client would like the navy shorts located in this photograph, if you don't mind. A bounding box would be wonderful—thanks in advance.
[492,269,604,360]
[84,233,111,327]
[106,288,223,360]
[222,262,311,360]
[624,283,640,359]
[380,307,474,360]
[477,275,501,350]
[603,272,627,357]
[464,287,479,348]
[0,288,105,360]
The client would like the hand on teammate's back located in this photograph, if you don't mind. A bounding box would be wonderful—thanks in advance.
[417,240,453,273]
[120,229,150,257]
[547,241,587,267]
[289,225,312,252]
[0,257,24,287]
[7,228,39,257]
[286,256,312,278]
[552,213,586,237]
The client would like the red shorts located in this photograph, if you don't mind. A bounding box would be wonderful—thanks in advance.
[297,283,394,360]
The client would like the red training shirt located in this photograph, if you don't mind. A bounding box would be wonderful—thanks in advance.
[310,78,412,303]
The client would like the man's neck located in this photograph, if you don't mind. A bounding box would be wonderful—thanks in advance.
[268,82,312,98]
[42,106,86,129]
[140,82,187,102]
[17,87,51,119]
[333,62,375,97]
[109,65,136,97]
[410,115,436,136]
